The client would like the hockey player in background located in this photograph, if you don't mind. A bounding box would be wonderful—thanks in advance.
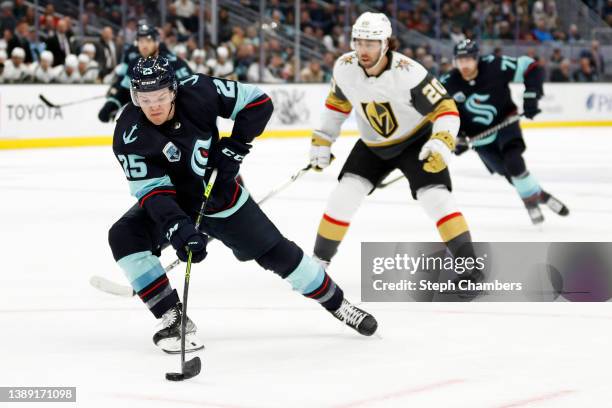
[97,21,192,122]
[309,12,478,279]
[108,57,378,354]
[441,40,568,225]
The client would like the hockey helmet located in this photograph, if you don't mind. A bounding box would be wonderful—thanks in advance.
[130,56,177,107]
[454,39,479,59]
[136,20,159,41]
[351,12,392,43]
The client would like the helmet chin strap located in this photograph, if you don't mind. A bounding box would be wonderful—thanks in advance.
[360,39,389,73]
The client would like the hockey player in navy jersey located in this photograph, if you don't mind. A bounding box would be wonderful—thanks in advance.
[108,56,378,353]
[97,21,192,123]
[441,40,568,225]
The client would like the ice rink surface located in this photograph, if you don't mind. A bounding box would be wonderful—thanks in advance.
[2,127,612,407]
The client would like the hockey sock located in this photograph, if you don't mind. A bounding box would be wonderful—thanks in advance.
[257,238,343,311]
[511,170,542,204]
[314,174,371,262]
[417,185,475,258]
[117,251,179,318]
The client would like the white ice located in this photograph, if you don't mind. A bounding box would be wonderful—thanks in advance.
[1,127,612,407]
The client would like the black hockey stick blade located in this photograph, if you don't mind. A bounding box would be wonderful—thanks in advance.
[39,94,58,108]
[166,356,202,381]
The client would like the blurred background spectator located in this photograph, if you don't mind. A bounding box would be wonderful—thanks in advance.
[0,0,610,84]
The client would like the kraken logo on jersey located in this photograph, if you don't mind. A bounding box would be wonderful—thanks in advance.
[190,138,211,177]
[361,101,398,138]
[122,124,138,144]
[465,93,498,126]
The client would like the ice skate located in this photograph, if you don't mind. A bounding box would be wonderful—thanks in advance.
[153,303,204,354]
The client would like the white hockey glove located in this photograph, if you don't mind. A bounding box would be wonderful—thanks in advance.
[310,132,333,171]
[418,131,456,173]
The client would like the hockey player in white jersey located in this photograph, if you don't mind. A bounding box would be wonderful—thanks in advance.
[2,47,30,83]
[77,53,98,83]
[310,12,478,278]
[29,50,57,83]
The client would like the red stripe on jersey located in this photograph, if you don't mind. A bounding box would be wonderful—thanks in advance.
[139,190,176,207]
[307,275,330,298]
[245,96,271,109]
[325,103,351,114]
[434,111,460,120]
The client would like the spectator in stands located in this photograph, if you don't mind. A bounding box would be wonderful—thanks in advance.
[300,58,324,83]
[439,57,452,75]
[77,53,97,83]
[207,45,233,78]
[247,54,284,83]
[29,50,56,83]
[45,18,73,66]
[532,18,553,42]
[573,56,599,82]
[55,54,80,83]
[12,0,26,21]
[7,21,32,63]
[567,24,581,43]
[233,42,255,81]
[218,8,232,43]
[585,40,605,77]
[550,58,571,82]
[96,26,118,79]
[422,54,439,76]
[0,1,16,34]
[174,43,188,61]
[3,46,28,82]
[188,48,209,74]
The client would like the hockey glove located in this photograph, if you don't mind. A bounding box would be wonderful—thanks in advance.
[454,134,470,156]
[418,131,455,173]
[166,219,208,263]
[310,132,333,171]
[98,100,119,123]
[522,90,541,119]
[211,137,251,183]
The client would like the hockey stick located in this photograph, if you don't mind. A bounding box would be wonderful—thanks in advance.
[376,114,524,189]
[90,163,314,297]
[166,168,217,381]
[38,93,106,109]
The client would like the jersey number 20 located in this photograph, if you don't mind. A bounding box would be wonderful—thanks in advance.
[421,78,447,105]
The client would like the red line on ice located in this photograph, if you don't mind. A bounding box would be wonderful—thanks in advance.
[494,389,576,408]
[332,378,466,408]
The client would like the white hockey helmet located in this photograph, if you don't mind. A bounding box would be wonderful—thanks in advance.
[65,54,78,68]
[40,50,54,63]
[351,12,392,44]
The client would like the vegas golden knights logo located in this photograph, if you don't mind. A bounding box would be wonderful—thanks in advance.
[361,102,398,138]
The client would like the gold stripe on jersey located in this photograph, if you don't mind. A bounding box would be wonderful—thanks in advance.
[325,90,353,114]
[431,130,456,151]
[431,98,459,119]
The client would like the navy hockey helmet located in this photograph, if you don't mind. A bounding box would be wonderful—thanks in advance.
[130,56,177,107]
[136,20,159,41]
[454,39,479,59]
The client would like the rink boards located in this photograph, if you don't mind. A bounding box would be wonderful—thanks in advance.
[0,82,611,149]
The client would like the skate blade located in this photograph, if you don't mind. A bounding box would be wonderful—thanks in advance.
[158,333,205,354]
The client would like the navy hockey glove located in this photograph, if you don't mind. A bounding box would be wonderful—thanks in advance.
[522,90,541,119]
[166,220,208,263]
[98,100,119,123]
[212,138,251,183]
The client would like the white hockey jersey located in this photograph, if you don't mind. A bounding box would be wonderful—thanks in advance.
[314,51,459,159]
[29,63,57,83]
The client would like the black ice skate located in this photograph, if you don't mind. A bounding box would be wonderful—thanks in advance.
[540,191,569,216]
[153,303,204,354]
[331,299,378,336]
